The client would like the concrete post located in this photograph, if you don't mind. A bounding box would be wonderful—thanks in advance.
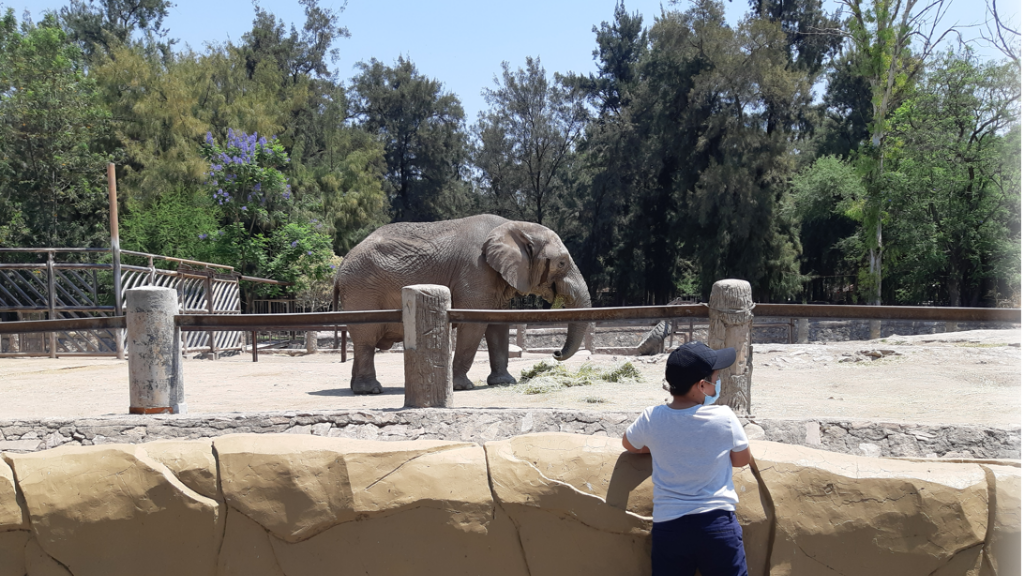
[708,279,754,416]
[869,319,881,340]
[402,284,453,408]
[797,318,810,343]
[305,330,318,354]
[126,287,185,414]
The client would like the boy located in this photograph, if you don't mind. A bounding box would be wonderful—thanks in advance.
[623,341,751,576]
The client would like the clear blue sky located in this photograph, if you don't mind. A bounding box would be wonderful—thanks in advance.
[5,0,1019,121]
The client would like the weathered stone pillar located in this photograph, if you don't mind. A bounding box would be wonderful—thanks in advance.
[402,285,453,408]
[305,330,318,354]
[797,318,810,344]
[708,279,754,416]
[126,286,185,414]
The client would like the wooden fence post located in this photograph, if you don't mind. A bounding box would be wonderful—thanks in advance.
[708,279,754,416]
[126,286,185,414]
[402,284,453,408]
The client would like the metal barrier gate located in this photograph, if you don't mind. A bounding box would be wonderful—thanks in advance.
[0,248,281,358]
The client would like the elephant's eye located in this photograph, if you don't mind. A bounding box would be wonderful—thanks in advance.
[558,260,566,269]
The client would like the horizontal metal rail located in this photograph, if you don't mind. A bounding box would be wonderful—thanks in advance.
[0,247,110,253]
[120,250,235,271]
[753,304,1020,322]
[0,316,126,334]
[450,305,710,324]
[1,304,1017,336]
[175,310,402,332]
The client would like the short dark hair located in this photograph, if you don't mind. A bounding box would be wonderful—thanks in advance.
[663,374,712,397]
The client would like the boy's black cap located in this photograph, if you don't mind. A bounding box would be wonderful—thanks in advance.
[665,342,736,388]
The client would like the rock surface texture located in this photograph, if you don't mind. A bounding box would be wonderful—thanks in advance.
[0,433,1018,575]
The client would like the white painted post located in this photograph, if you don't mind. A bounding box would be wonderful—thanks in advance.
[708,279,754,416]
[402,284,453,408]
[126,287,185,414]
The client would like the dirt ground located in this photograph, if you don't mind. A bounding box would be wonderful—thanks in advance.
[0,330,1018,426]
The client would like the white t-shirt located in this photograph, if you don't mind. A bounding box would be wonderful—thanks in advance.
[625,404,749,523]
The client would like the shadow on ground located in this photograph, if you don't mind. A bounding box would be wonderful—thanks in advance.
[308,386,405,397]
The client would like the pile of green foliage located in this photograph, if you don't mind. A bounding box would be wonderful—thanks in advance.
[516,361,643,395]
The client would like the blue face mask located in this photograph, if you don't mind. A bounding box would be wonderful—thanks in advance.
[702,378,721,406]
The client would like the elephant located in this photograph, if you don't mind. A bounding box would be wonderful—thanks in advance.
[334,214,592,394]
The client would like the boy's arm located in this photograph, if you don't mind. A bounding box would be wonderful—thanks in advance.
[622,433,650,454]
[730,447,751,467]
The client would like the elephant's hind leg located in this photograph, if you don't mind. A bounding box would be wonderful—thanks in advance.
[485,323,516,385]
[350,343,383,394]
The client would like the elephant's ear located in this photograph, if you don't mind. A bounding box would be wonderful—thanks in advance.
[483,222,533,295]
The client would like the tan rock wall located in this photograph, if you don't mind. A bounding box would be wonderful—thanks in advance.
[0,434,1018,576]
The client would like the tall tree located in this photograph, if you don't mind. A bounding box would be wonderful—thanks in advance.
[0,10,116,249]
[839,0,956,304]
[568,0,806,304]
[350,57,470,222]
[887,49,1020,305]
[59,0,175,62]
[474,57,588,226]
[562,2,648,296]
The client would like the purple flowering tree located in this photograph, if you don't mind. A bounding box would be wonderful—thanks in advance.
[201,129,292,232]
[198,129,334,297]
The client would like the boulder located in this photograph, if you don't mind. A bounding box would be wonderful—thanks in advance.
[141,439,220,500]
[214,434,495,540]
[981,464,1021,576]
[7,444,223,576]
[24,537,71,576]
[0,530,30,576]
[217,508,285,576]
[750,441,990,576]
[214,433,527,575]
[0,456,28,530]
[485,433,655,576]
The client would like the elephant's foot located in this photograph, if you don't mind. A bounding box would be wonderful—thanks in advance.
[351,377,382,395]
[487,371,517,386]
[454,374,476,391]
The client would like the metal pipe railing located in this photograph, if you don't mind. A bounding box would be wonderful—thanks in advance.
[2,304,1018,336]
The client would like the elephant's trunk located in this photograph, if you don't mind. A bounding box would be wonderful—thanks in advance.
[552,265,592,362]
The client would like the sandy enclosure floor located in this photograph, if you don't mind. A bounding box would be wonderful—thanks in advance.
[0,330,1018,426]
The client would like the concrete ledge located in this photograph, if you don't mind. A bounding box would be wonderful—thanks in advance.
[0,433,1019,576]
[0,409,1018,459]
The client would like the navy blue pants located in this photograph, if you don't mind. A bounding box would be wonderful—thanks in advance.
[651,510,748,576]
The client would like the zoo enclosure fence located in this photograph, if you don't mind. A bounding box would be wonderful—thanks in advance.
[1,298,1018,353]
[0,248,287,358]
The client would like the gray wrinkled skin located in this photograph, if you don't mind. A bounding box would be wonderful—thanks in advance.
[335,214,592,394]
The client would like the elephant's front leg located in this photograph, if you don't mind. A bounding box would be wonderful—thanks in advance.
[350,343,382,395]
[452,323,487,390]
[485,324,516,385]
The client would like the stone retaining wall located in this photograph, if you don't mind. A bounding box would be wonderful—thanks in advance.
[0,409,1018,459]
[0,433,1019,576]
